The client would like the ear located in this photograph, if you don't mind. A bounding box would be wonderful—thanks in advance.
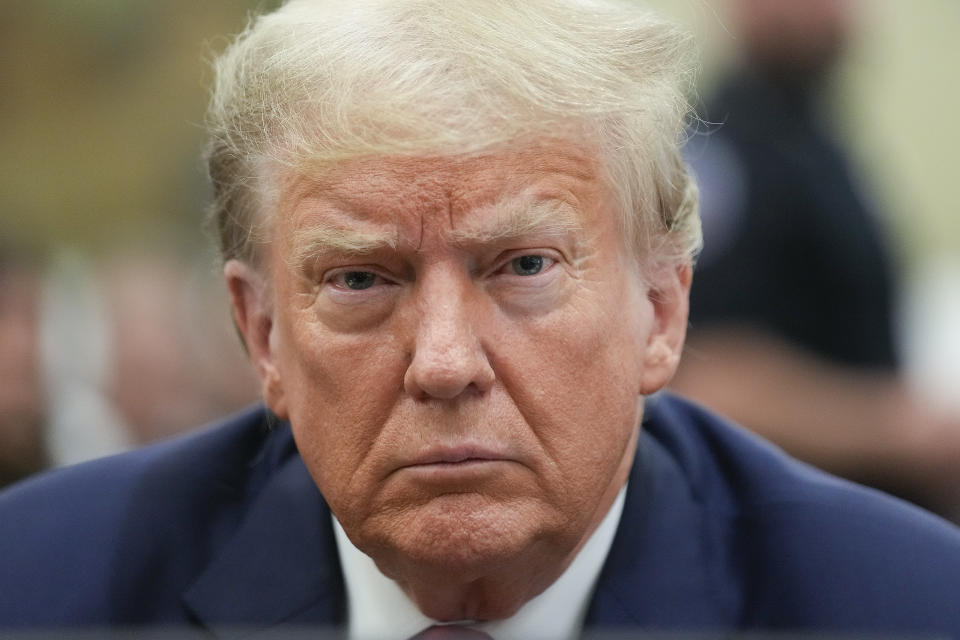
[224,259,288,419]
[639,262,692,395]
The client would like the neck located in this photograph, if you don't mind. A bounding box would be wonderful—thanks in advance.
[392,540,578,621]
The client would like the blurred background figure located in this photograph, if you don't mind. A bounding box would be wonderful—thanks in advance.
[39,248,260,468]
[672,0,960,516]
[0,241,259,490]
[0,243,48,487]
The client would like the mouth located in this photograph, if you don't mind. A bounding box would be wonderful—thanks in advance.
[395,442,523,481]
[408,445,510,467]
[390,444,521,490]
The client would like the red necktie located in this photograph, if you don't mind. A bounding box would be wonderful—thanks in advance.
[408,624,493,639]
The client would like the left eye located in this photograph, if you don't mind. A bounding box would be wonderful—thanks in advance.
[342,271,377,289]
[508,255,548,276]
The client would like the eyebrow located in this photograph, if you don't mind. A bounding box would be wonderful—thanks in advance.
[287,197,583,269]
[447,198,583,246]
[287,226,399,270]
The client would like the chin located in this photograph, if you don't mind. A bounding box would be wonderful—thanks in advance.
[367,493,567,580]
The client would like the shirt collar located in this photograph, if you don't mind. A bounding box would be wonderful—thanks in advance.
[333,484,627,640]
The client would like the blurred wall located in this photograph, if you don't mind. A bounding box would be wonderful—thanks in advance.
[1,1,279,254]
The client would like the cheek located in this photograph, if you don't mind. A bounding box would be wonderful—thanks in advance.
[491,286,650,492]
[276,306,407,499]
[508,273,651,397]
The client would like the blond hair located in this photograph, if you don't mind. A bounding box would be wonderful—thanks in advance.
[205,0,701,267]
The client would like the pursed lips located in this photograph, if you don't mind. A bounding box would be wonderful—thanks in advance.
[405,444,513,468]
[383,442,525,485]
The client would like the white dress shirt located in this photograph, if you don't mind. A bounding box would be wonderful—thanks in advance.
[333,484,627,640]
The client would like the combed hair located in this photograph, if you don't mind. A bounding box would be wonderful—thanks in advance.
[205,0,701,267]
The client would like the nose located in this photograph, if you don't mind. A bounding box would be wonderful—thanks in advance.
[403,274,496,400]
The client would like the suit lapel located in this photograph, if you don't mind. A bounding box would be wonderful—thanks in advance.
[182,432,346,635]
[585,428,740,629]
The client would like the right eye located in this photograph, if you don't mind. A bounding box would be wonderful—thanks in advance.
[326,269,390,291]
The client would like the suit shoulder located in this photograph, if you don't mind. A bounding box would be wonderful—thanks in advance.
[644,393,960,632]
[645,393,954,522]
[0,405,274,519]
[0,405,284,625]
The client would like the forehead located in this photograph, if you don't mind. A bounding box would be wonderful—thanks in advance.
[273,144,612,235]
[322,145,595,192]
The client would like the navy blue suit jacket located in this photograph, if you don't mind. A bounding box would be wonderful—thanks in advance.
[2,394,960,636]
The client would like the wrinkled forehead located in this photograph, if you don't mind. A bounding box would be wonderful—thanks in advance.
[261,141,620,246]
[306,145,597,201]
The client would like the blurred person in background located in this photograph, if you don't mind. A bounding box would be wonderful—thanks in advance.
[0,243,48,488]
[39,249,261,466]
[0,242,259,479]
[100,251,260,445]
[673,0,960,515]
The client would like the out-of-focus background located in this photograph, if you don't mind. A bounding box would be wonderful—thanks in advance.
[1,1,958,513]
[0,1,277,484]
[654,0,960,404]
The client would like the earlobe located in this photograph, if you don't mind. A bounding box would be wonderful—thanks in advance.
[639,263,692,395]
[224,259,288,419]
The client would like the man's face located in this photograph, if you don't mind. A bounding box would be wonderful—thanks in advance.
[228,142,688,611]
